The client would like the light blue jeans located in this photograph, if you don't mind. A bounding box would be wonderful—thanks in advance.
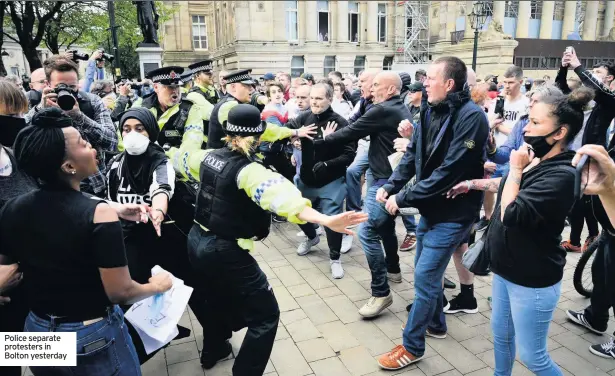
[491,274,563,376]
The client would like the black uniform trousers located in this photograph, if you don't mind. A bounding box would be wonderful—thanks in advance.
[187,224,279,376]
[584,234,615,333]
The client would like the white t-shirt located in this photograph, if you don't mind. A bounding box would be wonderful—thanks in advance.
[490,95,529,147]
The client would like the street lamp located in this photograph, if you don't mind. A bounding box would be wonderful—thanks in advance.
[469,1,488,72]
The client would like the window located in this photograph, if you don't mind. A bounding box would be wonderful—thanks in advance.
[354,56,366,76]
[324,55,336,76]
[348,2,360,43]
[192,15,208,50]
[378,3,387,43]
[317,0,329,42]
[530,0,542,19]
[291,56,304,78]
[285,1,298,41]
[515,57,522,67]
[383,56,394,71]
[505,0,518,18]
[553,0,565,21]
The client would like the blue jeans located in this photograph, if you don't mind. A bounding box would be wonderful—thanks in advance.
[403,215,417,233]
[403,217,472,356]
[491,274,563,376]
[296,177,347,260]
[359,182,400,297]
[346,140,371,212]
[25,305,141,376]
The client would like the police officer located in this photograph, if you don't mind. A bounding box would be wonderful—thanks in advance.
[180,69,194,95]
[208,69,268,149]
[188,60,219,105]
[130,66,212,352]
[187,104,368,374]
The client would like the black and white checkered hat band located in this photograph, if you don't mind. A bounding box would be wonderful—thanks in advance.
[192,65,213,74]
[151,73,181,83]
[227,74,253,84]
[225,121,265,134]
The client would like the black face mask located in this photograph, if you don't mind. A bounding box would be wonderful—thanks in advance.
[0,115,27,147]
[523,127,562,158]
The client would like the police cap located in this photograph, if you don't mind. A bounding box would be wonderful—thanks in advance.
[146,66,184,86]
[223,104,267,137]
[223,69,256,85]
[188,60,214,75]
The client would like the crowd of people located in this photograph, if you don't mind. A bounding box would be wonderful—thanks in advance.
[0,45,614,376]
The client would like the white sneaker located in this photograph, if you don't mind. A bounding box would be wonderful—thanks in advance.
[296,226,324,238]
[330,259,344,279]
[341,234,353,254]
[387,272,402,283]
[297,236,320,256]
[358,294,393,318]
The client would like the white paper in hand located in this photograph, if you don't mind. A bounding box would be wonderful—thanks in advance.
[125,266,194,354]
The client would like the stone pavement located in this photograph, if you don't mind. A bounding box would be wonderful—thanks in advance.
[24,220,612,376]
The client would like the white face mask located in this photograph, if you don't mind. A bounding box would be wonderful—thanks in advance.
[123,131,150,155]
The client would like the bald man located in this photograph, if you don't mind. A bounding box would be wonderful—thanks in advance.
[26,68,46,109]
[467,67,477,90]
[321,70,412,319]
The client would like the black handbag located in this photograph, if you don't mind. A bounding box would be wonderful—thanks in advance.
[462,223,491,276]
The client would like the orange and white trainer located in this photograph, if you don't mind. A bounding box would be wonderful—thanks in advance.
[377,345,423,370]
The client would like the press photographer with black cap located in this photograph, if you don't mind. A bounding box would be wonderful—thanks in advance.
[207,69,316,150]
[184,103,367,373]
[25,55,117,197]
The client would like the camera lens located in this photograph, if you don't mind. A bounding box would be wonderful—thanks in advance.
[57,89,76,111]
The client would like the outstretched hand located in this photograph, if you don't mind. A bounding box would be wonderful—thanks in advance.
[323,211,368,235]
[447,181,471,199]
[322,121,338,139]
[297,124,317,139]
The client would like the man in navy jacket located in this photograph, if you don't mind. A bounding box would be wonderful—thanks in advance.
[376,57,489,370]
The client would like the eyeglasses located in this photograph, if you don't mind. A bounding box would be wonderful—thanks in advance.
[32,80,45,84]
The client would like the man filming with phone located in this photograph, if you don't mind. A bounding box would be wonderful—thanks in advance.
[25,56,117,197]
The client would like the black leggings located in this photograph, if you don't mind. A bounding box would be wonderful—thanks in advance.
[569,195,600,246]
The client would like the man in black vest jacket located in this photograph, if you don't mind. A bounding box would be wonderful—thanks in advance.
[376,56,489,370]
[25,56,116,197]
[287,83,355,279]
[320,71,411,317]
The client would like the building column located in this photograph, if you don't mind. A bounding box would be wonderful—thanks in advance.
[583,0,599,41]
[329,1,337,43]
[516,1,531,38]
[438,1,449,40]
[604,0,615,37]
[492,0,505,26]
[464,1,475,39]
[360,2,368,44]
[337,1,349,43]
[430,2,441,39]
[305,1,317,43]
[561,0,577,39]
[539,1,555,39]
[367,1,379,43]
[298,0,307,43]
[446,0,457,36]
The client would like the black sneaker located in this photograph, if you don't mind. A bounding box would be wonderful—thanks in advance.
[474,217,490,232]
[566,309,607,335]
[200,340,232,369]
[444,277,456,290]
[444,295,478,314]
[590,338,615,359]
[272,214,287,223]
[406,295,449,313]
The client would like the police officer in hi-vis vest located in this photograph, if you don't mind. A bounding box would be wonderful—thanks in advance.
[186,103,368,374]
[188,60,220,105]
[130,66,212,352]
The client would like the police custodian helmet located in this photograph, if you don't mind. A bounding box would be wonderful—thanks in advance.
[222,104,267,137]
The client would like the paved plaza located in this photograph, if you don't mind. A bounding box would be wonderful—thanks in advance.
[23,220,614,376]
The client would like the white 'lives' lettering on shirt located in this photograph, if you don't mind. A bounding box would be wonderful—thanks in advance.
[491,95,529,147]
[116,176,151,205]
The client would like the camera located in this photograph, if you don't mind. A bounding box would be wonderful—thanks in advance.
[492,75,499,85]
[68,50,89,62]
[96,49,114,63]
[494,96,505,118]
[53,83,77,111]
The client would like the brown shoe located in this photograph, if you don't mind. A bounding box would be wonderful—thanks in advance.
[400,233,416,251]
[582,235,598,252]
[561,240,581,253]
[378,345,422,370]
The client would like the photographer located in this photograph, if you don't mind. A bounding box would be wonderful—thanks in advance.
[25,56,117,197]
[83,50,107,93]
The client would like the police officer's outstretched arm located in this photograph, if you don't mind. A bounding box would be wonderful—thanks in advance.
[167,104,206,181]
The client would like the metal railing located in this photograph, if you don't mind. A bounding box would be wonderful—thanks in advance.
[451,30,465,45]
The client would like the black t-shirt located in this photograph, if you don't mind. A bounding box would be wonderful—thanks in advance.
[0,148,37,210]
[0,186,127,320]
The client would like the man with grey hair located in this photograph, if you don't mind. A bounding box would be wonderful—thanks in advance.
[321,71,412,316]
[287,83,355,279]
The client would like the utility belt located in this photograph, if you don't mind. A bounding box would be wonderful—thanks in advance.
[31,306,114,325]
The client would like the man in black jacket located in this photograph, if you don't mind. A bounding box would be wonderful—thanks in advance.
[288,84,355,279]
[321,71,411,317]
[376,57,489,370]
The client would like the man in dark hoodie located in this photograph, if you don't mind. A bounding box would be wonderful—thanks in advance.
[376,57,488,369]
[287,83,356,279]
